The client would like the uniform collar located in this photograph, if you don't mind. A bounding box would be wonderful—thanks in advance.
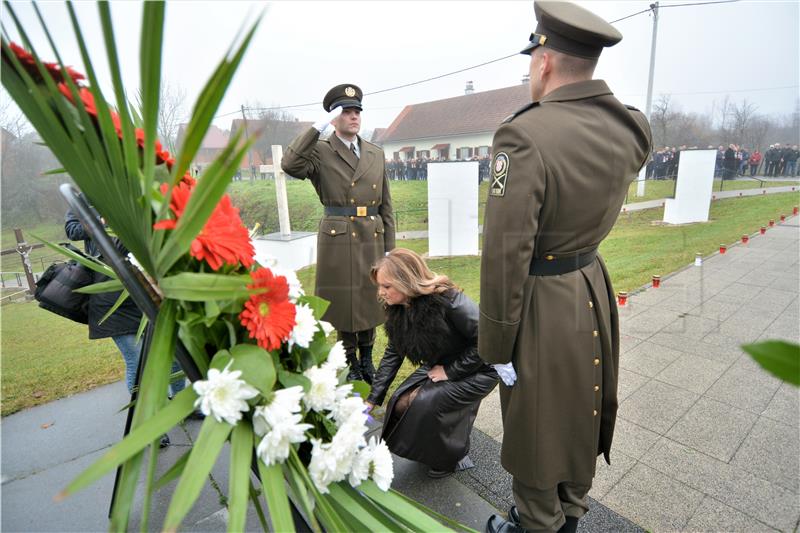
[538,79,612,104]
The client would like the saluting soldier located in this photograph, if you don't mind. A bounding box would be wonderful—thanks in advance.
[282,84,395,385]
[479,3,651,532]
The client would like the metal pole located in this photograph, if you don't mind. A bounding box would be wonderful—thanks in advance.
[637,2,659,198]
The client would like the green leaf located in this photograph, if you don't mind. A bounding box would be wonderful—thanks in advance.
[257,460,294,533]
[282,461,320,532]
[227,422,254,533]
[328,482,406,532]
[209,350,233,371]
[297,295,330,321]
[162,418,234,531]
[154,449,191,490]
[288,447,348,532]
[98,289,129,325]
[360,481,456,532]
[308,332,332,366]
[387,485,481,533]
[229,344,276,395]
[74,279,124,294]
[742,340,800,386]
[29,233,115,278]
[349,380,371,401]
[159,272,254,301]
[139,1,165,199]
[58,387,196,499]
[277,370,311,392]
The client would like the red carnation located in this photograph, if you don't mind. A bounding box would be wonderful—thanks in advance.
[153,180,254,271]
[239,268,296,351]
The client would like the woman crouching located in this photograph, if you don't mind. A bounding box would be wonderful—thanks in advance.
[365,248,499,478]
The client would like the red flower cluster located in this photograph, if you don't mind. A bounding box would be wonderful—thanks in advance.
[153,179,255,271]
[5,42,84,85]
[239,268,297,351]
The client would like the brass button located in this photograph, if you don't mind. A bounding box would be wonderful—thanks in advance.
[349,216,354,221]
[593,330,599,337]
[372,184,377,189]
[370,215,375,220]
[374,232,378,238]
[351,232,356,237]
[545,254,554,261]
[330,229,336,234]
[350,198,355,204]
[594,385,600,392]
[593,410,598,416]
[593,358,600,366]
[588,301,594,309]
[351,182,355,187]
[371,200,376,205]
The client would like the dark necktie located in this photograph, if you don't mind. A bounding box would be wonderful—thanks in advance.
[351,143,359,159]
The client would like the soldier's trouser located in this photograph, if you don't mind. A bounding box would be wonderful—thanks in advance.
[338,329,376,381]
[512,477,590,532]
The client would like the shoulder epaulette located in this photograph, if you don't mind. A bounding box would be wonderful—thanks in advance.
[502,102,539,124]
[625,104,642,112]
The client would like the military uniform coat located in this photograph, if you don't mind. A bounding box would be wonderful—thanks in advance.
[478,80,651,489]
[282,127,395,332]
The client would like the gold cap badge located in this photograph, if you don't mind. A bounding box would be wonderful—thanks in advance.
[345,86,356,97]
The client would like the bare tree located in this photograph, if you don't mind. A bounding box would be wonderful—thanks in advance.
[157,81,187,154]
[745,116,771,151]
[714,95,733,141]
[1,88,30,139]
[731,99,758,147]
[651,94,679,148]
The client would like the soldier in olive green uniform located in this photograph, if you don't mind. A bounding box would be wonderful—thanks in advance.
[282,84,395,384]
[480,3,652,532]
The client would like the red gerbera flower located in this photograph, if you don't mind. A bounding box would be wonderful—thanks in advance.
[239,268,297,351]
[7,42,84,85]
[153,180,255,271]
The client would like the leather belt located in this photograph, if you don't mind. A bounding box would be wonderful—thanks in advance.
[529,248,597,276]
[324,206,379,217]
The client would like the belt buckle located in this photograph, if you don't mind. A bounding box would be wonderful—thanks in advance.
[356,206,367,217]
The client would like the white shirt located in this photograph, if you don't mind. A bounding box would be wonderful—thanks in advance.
[336,134,360,159]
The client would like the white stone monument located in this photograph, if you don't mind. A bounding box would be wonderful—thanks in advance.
[427,161,479,257]
[662,149,716,224]
[252,145,317,271]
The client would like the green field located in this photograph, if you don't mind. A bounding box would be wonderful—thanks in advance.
[2,184,798,416]
[623,178,796,204]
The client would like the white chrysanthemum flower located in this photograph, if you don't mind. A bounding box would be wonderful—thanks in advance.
[252,386,311,466]
[308,427,366,493]
[288,304,317,351]
[302,365,339,412]
[323,341,347,372]
[330,393,368,427]
[319,320,335,337]
[193,363,259,425]
[271,265,304,301]
[369,437,394,491]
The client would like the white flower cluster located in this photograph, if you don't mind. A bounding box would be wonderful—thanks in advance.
[191,340,394,494]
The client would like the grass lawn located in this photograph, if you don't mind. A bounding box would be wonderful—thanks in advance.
[2,188,797,416]
[624,178,797,204]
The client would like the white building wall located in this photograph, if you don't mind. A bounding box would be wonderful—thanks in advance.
[381,132,494,161]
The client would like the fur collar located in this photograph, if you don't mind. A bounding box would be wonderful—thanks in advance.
[383,291,455,365]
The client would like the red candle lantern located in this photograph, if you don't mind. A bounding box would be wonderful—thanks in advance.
[780,214,786,222]
[719,244,727,254]
[617,291,628,306]
[742,234,749,244]
[760,226,766,235]
[794,206,799,215]
[652,275,661,288]
[769,220,775,227]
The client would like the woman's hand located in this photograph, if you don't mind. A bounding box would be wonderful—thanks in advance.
[427,365,449,383]
[365,402,375,412]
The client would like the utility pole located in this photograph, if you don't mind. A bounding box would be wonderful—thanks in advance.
[637,1,659,198]
[241,105,255,181]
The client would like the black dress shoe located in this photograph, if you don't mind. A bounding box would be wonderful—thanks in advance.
[486,514,527,533]
[557,516,578,533]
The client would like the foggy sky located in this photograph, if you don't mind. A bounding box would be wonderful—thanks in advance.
[3,1,798,133]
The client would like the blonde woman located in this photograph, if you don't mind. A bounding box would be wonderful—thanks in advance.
[366,248,498,478]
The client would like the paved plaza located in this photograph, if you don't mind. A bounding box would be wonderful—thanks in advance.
[2,216,798,532]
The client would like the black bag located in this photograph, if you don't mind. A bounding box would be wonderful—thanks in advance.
[34,259,93,324]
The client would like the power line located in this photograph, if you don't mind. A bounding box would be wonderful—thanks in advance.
[216,0,744,120]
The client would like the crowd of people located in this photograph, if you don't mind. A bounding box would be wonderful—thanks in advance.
[385,155,493,183]
[644,143,799,181]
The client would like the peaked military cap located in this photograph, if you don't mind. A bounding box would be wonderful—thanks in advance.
[521,1,622,59]
[323,83,363,112]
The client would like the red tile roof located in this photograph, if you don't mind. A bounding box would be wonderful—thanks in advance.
[380,84,531,143]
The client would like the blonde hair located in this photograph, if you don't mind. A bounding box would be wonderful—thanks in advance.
[370,248,457,303]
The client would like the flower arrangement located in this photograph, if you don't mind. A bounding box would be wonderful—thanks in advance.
[1,3,466,532]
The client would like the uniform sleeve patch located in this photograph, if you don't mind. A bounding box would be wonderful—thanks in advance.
[490,152,509,197]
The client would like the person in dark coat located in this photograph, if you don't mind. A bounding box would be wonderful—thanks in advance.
[65,210,185,399]
[366,248,498,478]
[723,144,737,180]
